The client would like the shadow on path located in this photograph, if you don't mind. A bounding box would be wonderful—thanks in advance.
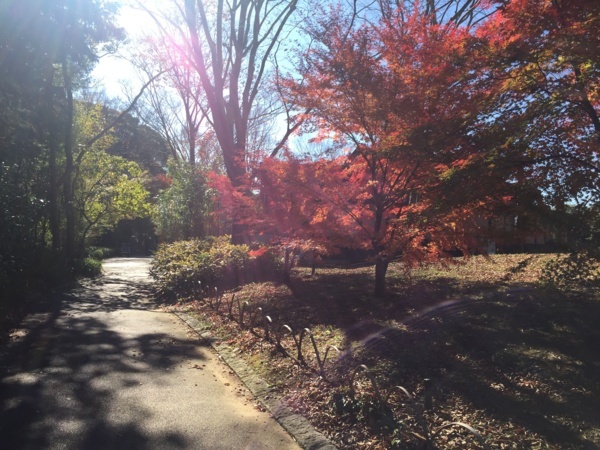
[0,259,208,450]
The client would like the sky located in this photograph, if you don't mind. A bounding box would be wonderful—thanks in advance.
[91,0,305,151]
[91,1,162,99]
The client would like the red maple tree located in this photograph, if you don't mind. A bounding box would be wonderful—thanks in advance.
[478,0,599,207]
[272,3,511,295]
[208,0,599,295]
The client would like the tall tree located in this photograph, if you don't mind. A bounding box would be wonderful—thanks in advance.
[73,103,152,252]
[130,34,210,166]
[1,0,124,263]
[55,0,124,263]
[0,0,124,294]
[179,0,300,243]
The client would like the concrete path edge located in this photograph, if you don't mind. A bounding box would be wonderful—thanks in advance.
[173,311,338,450]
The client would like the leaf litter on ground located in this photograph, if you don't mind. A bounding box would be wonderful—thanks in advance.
[166,254,599,449]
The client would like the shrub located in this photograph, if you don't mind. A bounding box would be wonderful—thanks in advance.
[150,236,251,299]
[78,257,103,277]
[87,247,113,260]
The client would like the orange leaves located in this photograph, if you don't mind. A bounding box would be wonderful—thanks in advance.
[207,172,236,215]
[474,0,600,206]
[207,170,257,233]
[155,174,173,189]
[230,0,599,277]
[248,247,269,258]
[309,206,329,225]
[257,147,485,269]
[275,3,517,270]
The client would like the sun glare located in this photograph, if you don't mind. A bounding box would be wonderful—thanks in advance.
[118,3,159,38]
[91,1,166,98]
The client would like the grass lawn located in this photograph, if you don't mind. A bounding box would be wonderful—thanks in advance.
[170,254,600,449]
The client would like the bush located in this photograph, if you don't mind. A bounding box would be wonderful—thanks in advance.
[150,236,252,299]
[77,257,103,278]
[87,247,113,260]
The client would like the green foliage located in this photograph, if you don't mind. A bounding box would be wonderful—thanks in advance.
[541,250,600,289]
[153,159,213,242]
[75,148,152,249]
[72,104,152,251]
[77,256,103,278]
[87,247,113,260]
[0,162,48,295]
[150,236,250,298]
[75,244,113,279]
[0,1,141,320]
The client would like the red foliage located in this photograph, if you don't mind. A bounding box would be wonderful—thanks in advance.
[276,5,503,276]
[155,174,173,189]
[206,171,258,235]
[477,0,600,205]
[206,0,598,293]
[248,247,269,258]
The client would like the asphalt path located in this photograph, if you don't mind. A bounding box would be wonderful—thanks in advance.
[0,258,301,450]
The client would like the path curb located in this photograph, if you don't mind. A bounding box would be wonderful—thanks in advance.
[173,311,338,450]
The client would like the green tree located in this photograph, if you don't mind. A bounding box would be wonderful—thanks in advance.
[1,0,124,264]
[75,148,152,252]
[73,102,152,250]
[154,159,213,242]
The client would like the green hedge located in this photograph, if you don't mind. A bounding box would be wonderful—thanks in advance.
[150,237,284,299]
[150,237,249,298]
[77,257,103,277]
[87,247,114,260]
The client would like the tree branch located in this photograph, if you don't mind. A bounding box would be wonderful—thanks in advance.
[84,70,168,151]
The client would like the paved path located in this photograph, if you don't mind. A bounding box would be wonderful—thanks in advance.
[0,258,301,450]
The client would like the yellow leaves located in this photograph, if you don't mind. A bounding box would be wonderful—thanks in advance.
[77,148,151,233]
[310,206,329,225]
[74,102,116,152]
[438,166,457,182]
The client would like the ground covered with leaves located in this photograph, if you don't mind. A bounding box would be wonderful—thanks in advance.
[167,254,600,449]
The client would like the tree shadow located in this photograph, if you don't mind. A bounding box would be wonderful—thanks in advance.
[235,263,599,447]
[273,268,501,333]
[344,290,600,448]
[65,276,159,313]
[0,277,206,449]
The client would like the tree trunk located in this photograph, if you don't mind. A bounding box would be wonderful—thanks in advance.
[43,67,61,252]
[48,135,61,251]
[283,247,292,284]
[62,57,75,266]
[374,257,389,297]
[231,220,247,245]
[183,0,298,246]
[373,202,388,297]
[228,143,249,245]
